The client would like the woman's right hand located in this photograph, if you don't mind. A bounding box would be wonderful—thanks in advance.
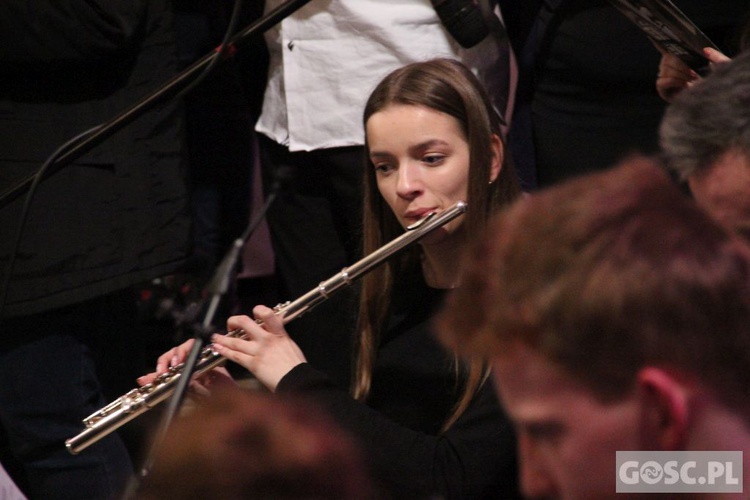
[136,338,195,386]
[136,338,237,395]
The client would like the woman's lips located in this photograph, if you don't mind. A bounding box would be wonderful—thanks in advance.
[404,207,437,223]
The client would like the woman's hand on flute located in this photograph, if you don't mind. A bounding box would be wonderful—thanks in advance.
[212,306,307,392]
[136,337,237,397]
[136,339,196,386]
[135,305,306,392]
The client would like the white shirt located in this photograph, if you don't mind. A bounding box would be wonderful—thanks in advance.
[256,0,509,152]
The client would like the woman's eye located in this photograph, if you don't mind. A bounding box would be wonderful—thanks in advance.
[374,163,394,174]
[423,154,445,165]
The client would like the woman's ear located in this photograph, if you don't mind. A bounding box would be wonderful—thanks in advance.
[636,367,691,451]
[489,134,504,184]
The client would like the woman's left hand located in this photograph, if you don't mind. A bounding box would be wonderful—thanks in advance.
[211,306,307,391]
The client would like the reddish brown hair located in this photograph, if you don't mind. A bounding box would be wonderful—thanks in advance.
[437,157,750,415]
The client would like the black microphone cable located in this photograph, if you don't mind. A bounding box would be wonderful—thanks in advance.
[0,125,101,324]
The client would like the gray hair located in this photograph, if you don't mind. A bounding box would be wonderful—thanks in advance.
[660,50,750,180]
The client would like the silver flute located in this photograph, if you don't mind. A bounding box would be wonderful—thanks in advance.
[66,201,467,455]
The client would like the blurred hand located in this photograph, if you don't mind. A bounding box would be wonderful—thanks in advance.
[704,46,732,65]
[656,47,732,102]
[656,52,698,102]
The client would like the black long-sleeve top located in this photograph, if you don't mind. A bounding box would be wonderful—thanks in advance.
[277,272,519,499]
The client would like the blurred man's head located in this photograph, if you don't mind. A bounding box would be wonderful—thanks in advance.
[137,387,373,500]
[660,50,750,240]
[437,158,750,499]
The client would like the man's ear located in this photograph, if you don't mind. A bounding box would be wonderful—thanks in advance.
[636,367,691,450]
[489,134,503,184]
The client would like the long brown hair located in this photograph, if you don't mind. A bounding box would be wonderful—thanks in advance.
[354,58,521,429]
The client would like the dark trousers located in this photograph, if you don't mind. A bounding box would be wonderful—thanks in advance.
[0,291,141,499]
[257,136,364,389]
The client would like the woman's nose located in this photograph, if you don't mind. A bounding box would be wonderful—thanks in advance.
[396,163,422,199]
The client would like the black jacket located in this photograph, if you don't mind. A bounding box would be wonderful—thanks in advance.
[0,0,190,317]
[498,0,750,189]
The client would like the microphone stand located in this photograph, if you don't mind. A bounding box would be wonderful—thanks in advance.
[102,1,311,497]
[124,174,285,499]
[0,0,312,208]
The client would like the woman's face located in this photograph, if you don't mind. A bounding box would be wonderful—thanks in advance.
[366,104,472,243]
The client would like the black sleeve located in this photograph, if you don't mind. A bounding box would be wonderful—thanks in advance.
[0,1,148,63]
[277,363,520,499]
[496,0,546,54]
